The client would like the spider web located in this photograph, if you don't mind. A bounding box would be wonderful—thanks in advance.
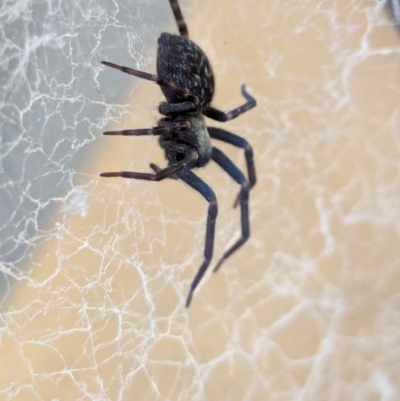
[1,0,400,400]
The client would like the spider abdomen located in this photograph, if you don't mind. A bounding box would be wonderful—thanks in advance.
[157,33,215,109]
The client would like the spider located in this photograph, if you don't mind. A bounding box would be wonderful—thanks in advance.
[101,0,256,307]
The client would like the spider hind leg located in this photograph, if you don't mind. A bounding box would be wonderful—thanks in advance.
[168,0,189,38]
[204,84,256,122]
[101,61,200,114]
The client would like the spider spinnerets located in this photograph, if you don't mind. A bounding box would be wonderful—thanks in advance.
[101,0,257,307]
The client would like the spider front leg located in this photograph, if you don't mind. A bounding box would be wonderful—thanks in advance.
[100,152,198,181]
[211,147,250,273]
[203,84,256,122]
[177,169,218,307]
[103,121,190,137]
[208,127,256,208]
[149,163,179,180]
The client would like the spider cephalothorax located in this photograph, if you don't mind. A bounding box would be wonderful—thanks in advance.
[158,114,212,167]
[101,0,257,307]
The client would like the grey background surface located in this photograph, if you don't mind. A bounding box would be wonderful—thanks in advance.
[0,0,189,299]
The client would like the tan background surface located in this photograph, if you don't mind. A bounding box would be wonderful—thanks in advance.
[2,1,400,400]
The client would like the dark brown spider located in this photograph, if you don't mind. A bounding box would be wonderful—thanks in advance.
[101,0,256,307]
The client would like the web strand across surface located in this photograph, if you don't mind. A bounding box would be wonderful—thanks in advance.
[1,0,400,400]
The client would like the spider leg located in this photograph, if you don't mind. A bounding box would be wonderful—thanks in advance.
[159,101,199,115]
[103,121,190,136]
[211,146,250,273]
[149,163,179,180]
[101,61,199,108]
[176,169,218,307]
[208,127,256,208]
[168,0,189,38]
[100,152,198,181]
[203,84,256,122]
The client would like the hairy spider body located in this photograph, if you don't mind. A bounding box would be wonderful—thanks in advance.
[101,0,257,307]
[159,114,212,167]
[157,33,215,110]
